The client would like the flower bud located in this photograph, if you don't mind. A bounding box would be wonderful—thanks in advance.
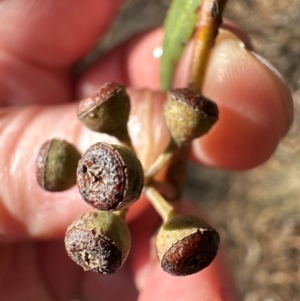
[156,214,220,276]
[36,139,81,192]
[77,82,130,135]
[164,88,218,146]
[65,211,131,274]
[77,142,144,211]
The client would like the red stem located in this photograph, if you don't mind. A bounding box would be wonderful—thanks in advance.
[188,0,228,92]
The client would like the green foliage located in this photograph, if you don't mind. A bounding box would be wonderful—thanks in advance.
[160,0,201,90]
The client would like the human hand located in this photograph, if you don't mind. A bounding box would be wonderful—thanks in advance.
[0,1,293,301]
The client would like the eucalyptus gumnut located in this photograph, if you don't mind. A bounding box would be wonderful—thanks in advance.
[65,211,131,274]
[163,88,218,146]
[77,142,144,211]
[156,214,220,276]
[36,139,81,192]
[77,82,130,135]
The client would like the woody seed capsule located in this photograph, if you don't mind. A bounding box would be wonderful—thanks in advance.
[77,82,130,135]
[77,142,144,211]
[65,211,131,274]
[164,88,218,146]
[156,214,220,276]
[36,139,81,192]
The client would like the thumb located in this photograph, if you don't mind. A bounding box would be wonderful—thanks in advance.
[0,89,169,241]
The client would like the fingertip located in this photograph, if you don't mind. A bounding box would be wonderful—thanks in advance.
[250,51,294,136]
[192,105,280,170]
[125,29,162,89]
[222,19,253,51]
[76,29,163,96]
[192,30,293,170]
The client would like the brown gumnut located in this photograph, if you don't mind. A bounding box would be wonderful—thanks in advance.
[77,142,144,211]
[156,214,220,276]
[65,211,131,274]
[77,82,130,135]
[164,88,218,146]
[36,139,81,192]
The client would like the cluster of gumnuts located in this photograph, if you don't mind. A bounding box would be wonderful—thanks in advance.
[36,81,220,276]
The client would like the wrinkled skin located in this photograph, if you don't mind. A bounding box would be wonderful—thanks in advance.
[0,1,293,301]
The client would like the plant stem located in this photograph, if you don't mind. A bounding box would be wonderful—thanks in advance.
[114,209,128,219]
[113,127,134,152]
[144,186,176,222]
[188,0,228,92]
[153,144,190,201]
[144,139,177,183]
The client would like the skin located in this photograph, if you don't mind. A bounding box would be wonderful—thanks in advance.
[0,1,293,300]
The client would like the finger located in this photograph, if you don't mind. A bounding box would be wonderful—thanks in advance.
[128,202,239,301]
[221,19,253,51]
[0,0,122,104]
[0,238,140,301]
[75,29,162,95]
[127,201,161,291]
[0,0,122,68]
[77,28,293,170]
[0,241,83,301]
[80,261,138,301]
[191,30,294,169]
[139,251,238,301]
[0,89,167,241]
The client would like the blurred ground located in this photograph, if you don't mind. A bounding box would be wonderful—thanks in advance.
[83,1,300,300]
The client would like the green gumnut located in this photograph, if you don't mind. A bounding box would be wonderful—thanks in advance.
[77,142,144,211]
[65,211,131,274]
[77,82,130,137]
[36,139,81,192]
[164,88,219,146]
[156,214,220,276]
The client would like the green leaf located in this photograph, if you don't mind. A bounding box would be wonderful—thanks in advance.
[160,0,201,90]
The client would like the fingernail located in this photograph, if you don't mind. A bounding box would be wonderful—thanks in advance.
[251,51,294,135]
[251,52,288,86]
